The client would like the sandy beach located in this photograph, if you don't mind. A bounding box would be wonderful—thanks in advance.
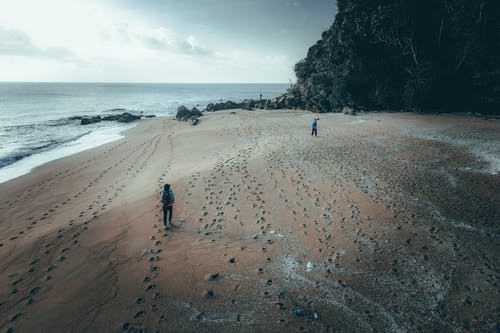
[0,110,498,332]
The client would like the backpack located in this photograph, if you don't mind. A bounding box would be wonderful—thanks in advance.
[162,191,171,206]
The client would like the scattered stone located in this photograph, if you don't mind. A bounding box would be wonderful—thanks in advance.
[205,272,221,281]
[202,289,215,298]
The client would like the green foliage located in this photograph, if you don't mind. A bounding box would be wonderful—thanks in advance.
[292,0,500,113]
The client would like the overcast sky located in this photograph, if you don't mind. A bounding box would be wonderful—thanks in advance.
[0,0,336,83]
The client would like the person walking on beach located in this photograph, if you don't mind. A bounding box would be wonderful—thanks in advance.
[311,118,318,137]
[161,184,175,229]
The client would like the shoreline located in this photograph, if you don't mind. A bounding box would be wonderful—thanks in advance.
[0,109,498,332]
[1,109,499,185]
[0,122,138,184]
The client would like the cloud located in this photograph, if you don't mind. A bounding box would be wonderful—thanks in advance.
[0,26,74,60]
[99,24,212,56]
[134,27,212,56]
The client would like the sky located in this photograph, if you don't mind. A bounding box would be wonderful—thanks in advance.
[0,0,336,83]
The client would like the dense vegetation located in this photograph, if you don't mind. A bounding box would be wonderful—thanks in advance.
[286,0,500,114]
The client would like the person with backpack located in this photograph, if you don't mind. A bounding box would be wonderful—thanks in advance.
[160,184,175,229]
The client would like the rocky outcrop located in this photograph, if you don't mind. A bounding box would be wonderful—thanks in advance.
[79,112,151,125]
[80,116,101,125]
[202,97,297,112]
[288,0,500,114]
[176,106,203,125]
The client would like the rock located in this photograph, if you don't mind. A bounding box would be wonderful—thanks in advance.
[202,289,215,298]
[290,0,500,114]
[101,115,121,121]
[80,116,101,125]
[116,112,141,123]
[144,115,156,118]
[205,103,215,112]
[191,118,199,126]
[228,258,236,263]
[176,105,203,122]
[79,112,145,125]
[205,272,221,281]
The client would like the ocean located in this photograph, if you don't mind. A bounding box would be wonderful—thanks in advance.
[0,82,288,183]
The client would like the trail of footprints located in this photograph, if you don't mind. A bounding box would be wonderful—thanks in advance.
[0,142,128,211]
[120,133,174,333]
[0,135,162,333]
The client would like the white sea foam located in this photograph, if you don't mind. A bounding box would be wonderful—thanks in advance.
[0,124,135,184]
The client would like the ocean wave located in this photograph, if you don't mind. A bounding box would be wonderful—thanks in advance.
[0,132,90,169]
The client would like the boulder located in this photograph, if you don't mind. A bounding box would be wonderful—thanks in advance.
[176,105,203,122]
[205,103,215,112]
[101,112,143,122]
[117,112,141,123]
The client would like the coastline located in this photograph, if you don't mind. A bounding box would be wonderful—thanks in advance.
[0,123,138,184]
[0,110,498,332]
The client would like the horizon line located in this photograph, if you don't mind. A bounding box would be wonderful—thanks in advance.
[0,81,293,85]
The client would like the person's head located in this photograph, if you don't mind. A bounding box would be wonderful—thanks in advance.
[164,184,170,191]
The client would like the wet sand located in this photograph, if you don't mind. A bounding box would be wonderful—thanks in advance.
[0,110,499,332]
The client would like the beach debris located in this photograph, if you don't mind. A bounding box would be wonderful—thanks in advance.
[306,261,315,272]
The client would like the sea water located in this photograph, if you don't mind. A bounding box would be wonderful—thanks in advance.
[0,82,288,183]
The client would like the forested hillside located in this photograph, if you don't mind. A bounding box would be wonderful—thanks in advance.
[286,0,500,114]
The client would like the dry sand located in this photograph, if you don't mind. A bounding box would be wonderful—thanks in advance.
[0,110,498,332]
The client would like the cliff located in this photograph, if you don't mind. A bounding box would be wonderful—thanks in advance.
[287,0,500,114]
